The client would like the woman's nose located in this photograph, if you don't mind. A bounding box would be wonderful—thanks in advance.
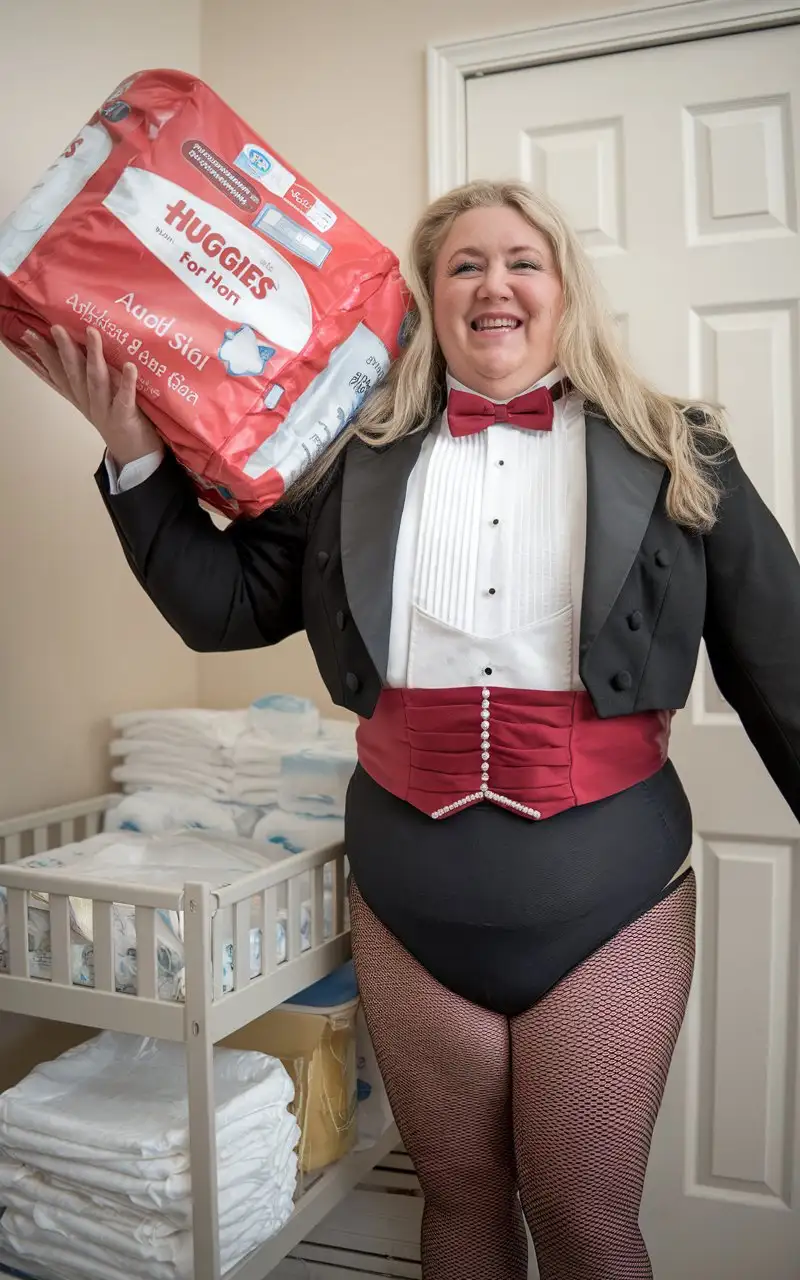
[477,263,512,299]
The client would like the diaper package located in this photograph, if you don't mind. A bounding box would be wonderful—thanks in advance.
[0,70,407,516]
[0,831,333,999]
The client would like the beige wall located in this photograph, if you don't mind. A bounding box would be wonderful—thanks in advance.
[0,2,202,819]
[198,637,337,714]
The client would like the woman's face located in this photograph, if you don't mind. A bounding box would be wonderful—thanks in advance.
[432,204,564,400]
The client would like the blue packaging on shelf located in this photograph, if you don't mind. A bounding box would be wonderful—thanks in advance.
[285,960,358,1009]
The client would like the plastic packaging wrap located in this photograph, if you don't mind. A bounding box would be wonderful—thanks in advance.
[0,831,331,998]
[0,69,407,516]
[0,1033,299,1278]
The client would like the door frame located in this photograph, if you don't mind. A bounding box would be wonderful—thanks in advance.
[428,0,800,197]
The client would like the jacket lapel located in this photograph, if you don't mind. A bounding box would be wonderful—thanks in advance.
[581,410,667,645]
[341,428,427,681]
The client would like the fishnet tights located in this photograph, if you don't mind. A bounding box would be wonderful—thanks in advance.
[349,873,696,1280]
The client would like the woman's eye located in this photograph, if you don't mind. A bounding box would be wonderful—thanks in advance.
[450,259,541,275]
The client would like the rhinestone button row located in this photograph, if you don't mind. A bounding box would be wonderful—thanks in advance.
[431,689,542,820]
[480,685,491,789]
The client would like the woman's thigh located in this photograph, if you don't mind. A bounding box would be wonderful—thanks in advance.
[510,873,697,1278]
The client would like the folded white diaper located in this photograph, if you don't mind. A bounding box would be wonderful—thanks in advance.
[0,1032,294,1157]
[112,709,248,750]
[0,1032,300,1280]
[247,693,321,744]
[252,808,344,854]
[103,790,246,837]
[278,740,357,818]
[0,831,300,999]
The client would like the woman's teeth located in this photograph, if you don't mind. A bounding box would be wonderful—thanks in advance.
[473,318,521,330]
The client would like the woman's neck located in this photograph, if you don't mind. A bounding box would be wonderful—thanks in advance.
[446,366,561,404]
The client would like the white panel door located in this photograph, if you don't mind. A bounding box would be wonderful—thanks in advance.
[467,25,800,1280]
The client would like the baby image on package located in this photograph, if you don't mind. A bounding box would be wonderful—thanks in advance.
[0,70,407,516]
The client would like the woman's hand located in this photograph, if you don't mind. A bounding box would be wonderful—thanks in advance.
[23,325,162,467]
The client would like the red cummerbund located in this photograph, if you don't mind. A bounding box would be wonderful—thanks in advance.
[356,687,672,821]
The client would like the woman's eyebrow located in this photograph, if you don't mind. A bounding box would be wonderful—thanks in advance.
[447,246,485,262]
[447,244,543,262]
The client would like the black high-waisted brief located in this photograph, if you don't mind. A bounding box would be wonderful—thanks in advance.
[345,760,693,1016]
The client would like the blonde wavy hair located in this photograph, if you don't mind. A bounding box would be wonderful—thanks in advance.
[290,179,727,530]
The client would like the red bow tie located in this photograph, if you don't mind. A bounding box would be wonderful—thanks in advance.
[447,380,569,438]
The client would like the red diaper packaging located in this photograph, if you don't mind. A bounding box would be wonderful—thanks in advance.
[0,70,407,516]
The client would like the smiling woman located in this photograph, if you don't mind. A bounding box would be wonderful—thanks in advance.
[432,208,564,397]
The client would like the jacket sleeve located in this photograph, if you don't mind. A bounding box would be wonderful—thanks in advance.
[95,450,309,652]
[703,445,800,819]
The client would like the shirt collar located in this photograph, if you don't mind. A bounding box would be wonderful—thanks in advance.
[445,366,566,405]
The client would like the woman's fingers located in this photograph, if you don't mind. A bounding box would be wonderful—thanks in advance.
[108,361,141,437]
[111,362,139,420]
[21,329,74,401]
[106,363,162,463]
[51,325,89,414]
[21,326,158,458]
[85,325,112,424]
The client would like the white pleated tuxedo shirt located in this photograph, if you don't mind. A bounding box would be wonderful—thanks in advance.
[386,367,587,691]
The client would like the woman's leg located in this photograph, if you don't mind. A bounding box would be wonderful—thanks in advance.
[349,880,528,1280]
[510,873,697,1280]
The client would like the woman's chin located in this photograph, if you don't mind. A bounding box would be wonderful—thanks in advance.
[470,354,528,385]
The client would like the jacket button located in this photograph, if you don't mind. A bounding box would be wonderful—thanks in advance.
[654,549,671,568]
[336,610,347,630]
[345,672,361,693]
[611,670,633,691]
[317,550,329,569]
[628,610,643,631]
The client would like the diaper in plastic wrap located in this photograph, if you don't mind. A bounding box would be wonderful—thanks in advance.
[278,741,357,819]
[0,832,335,999]
[0,70,407,517]
[0,1033,300,1278]
[0,888,185,999]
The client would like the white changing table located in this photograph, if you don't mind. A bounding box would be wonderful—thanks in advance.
[0,794,399,1280]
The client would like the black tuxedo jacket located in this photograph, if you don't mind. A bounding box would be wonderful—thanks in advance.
[97,409,800,820]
